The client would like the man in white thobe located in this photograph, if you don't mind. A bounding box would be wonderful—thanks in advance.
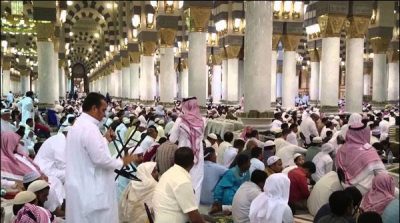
[65,93,134,223]
[17,91,34,124]
[1,109,17,132]
[6,91,14,107]
[34,126,69,184]
[300,113,319,145]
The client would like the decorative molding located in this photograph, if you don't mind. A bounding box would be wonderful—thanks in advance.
[272,34,281,51]
[141,41,157,56]
[318,14,347,38]
[308,49,320,62]
[36,22,55,42]
[225,45,241,59]
[345,16,370,39]
[158,28,177,47]
[387,47,399,63]
[370,37,391,54]
[185,6,211,32]
[281,35,301,51]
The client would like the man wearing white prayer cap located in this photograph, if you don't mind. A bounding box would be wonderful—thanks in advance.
[27,180,50,208]
[115,117,131,143]
[1,108,17,132]
[205,133,219,151]
[9,191,38,218]
[263,140,276,166]
[265,156,283,176]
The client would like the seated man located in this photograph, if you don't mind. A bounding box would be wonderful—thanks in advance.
[210,153,251,214]
[317,191,356,223]
[152,147,205,223]
[232,170,267,223]
[305,137,322,162]
[265,155,283,176]
[288,161,316,213]
[249,147,265,176]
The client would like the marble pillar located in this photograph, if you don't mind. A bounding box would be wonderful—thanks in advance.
[181,64,189,98]
[387,48,399,101]
[21,73,30,94]
[53,47,59,99]
[308,49,320,102]
[212,63,222,104]
[59,65,66,98]
[188,32,208,106]
[370,37,390,102]
[226,45,241,102]
[2,69,11,96]
[159,47,176,102]
[37,41,58,105]
[345,38,364,112]
[122,66,130,98]
[320,37,341,107]
[130,62,140,99]
[271,35,280,104]
[141,55,155,101]
[363,74,371,96]
[221,59,228,101]
[281,35,301,108]
[244,1,272,111]
[238,60,244,101]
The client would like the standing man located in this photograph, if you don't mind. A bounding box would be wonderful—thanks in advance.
[17,91,34,124]
[65,92,134,223]
[6,91,14,107]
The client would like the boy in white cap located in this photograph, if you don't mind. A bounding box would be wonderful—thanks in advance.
[265,156,283,176]
[27,180,50,209]
[205,133,219,151]
[0,109,17,132]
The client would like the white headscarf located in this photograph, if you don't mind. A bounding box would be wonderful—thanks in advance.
[249,173,291,223]
[122,162,157,203]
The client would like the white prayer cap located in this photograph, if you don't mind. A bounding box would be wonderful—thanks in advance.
[27,180,49,193]
[267,156,281,166]
[329,115,334,119]
[123,117,130,124]
[331,119,339,126]
[1,109,11,114]
[348,113,364,128]
[10,191,37,205]
[264,140,275,147]
[128,113,135,117]
[312,137,323,143]
[22,172,41,183]
[60,126,71,132]
[113,117,119,121]
[157,119,165,125]
[294,153,302,160]
[208,133,218,140]
[155,118,161,123]
[334,116,340,120]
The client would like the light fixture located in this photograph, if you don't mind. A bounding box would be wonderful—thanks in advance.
[1,40,7,49]
[305,24,321,40]
[215,19,227,33]
[110,45,115,52]
[292,1,302,19]
[60,10,67,23]
[16,58,19,63]
[88,47,93,52]
[131,14,140,28]
[67,1,73,6]
[166,1,173,6]
[178,1,184,9]
[94,32,100,38]
[369,53,374,59]
[69,31,73,36]
[233,18,242,32]
[150,1,157,8]
[165,0,174,13]
[124,38,128,45]
[273,1,282,18]
[106,3,113,9]
[132,29,138,39]
[283,1,292,19]
[146,13,154,28]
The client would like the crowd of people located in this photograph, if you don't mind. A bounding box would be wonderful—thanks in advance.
[1,90,399,223]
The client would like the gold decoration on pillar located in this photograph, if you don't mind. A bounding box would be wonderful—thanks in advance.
[387,47,399,63]
[129,52,141,63]
[159,28,177,47]
[58,59,65,68]
[272,34,281,51]
[185,6,211,32]
[225,45,241,59]
[121,56,130,67]
[370,37,391,54]
[2,57,11,70]
[308,49,320,62]
[219,49,227,60]
[115,59,122,70]
[345,16,370,39]
[181,59,188,69]
[53,38,60,52]
[211,54,222,65]
[281,35,301,51]
[318,14,346,38]
[36,23,55,42]
[142,41,157,56]
[20,69,30,76]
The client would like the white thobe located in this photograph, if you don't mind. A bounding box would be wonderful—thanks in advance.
[17,97,34,124]
[217,141,232,165]
[115,123,128,143]
[270,120,283,130]
[6,92,14,104]
[311,153,333,182]
[286,132,298,146]
[379,120,390,135]
[0,119,17,132]
[65,113,123,223]
[275,145,307,167]
[33,133,66,183]
[169,117,206,205]
[300,117,319,144]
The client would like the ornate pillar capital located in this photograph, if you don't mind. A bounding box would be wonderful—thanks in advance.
[181,59,188,69]
[159,28,177,48]
[370,37,391,54]
[58,59,65,68]
[308,49,320,62]
[211,54,222,65]
[387,47,399,63]
[53,38,60,51]
[129,51,141,63]
[345,16,370,39]
[36,23,55,42]
[141,41,157,56]
[121,56,130,67]
[20,69,30,77]
[318,14,347,38]
[282,35,301,51]
[185,6,211,32]
[2,57,11,70]
[272,34,281,51]
[225,45,241,59]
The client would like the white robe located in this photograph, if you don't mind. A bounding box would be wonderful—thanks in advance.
[169,117,205,205]
[33,133,67,184]
[65,113,123,223]
[17,97,34,124]
[0,119,17,132]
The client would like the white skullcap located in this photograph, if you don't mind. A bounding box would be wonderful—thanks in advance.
[312,137,323,143]
[60,126,71,132]
[157,119,165,125]
[123,117,130,124]
[294,153,302,160]
[207,133,218,140]
[267,156,281,166]
[331,119,339,125]
[334,116,340,120]
[270,128,282,134]
[264,140,275,147]
[10,191,37,205]
[23,171,41,183]
[348,113,363,128]
[1,109,11,114]
[155,118,160,123]
[128,113,135,117]
[113,117,119,121]
[27,180,49,193]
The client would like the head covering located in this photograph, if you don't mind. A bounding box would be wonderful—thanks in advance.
[312,137,323,143]
[249,173,291,223]
[207,133,217,140]
[123,117,130,124]
[1,132,42,181]
[264,140,275,147]
[14,203,52,223]
[336,123,381,184]
[1,109,11,114]
[27,180,49,193]
[348,113,363,128]
[294,153,302,160]
[360,173,395,214]
[240,126,253,141]
[267,156,280,166]
[121,162,157,203]
[180,98,204,163]
[10,191,36,205]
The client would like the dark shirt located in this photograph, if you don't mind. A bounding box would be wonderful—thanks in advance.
[314,203,355,223]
